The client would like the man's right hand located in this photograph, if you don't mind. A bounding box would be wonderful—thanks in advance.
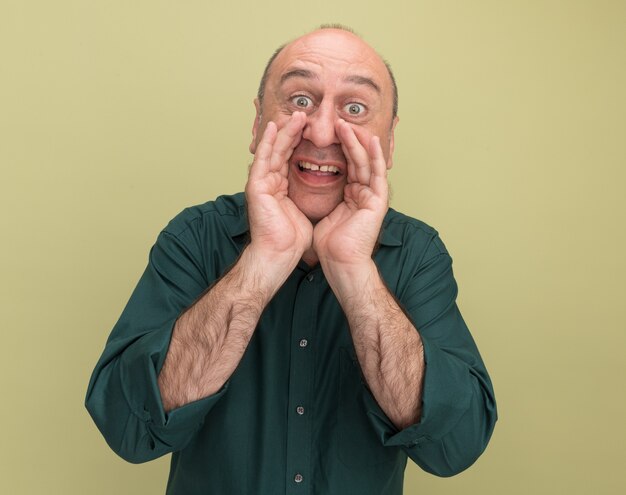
[158,113,310,410]
[244,112,312,279]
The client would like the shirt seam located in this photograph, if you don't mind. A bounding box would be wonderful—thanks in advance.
[157,230,207,285]
[163,195,247,239]
[162,210,244,240]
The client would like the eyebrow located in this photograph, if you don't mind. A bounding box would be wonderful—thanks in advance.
[280,69,318,85]
[343,75,381,93]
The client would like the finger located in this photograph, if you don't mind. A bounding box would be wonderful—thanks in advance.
[368,135,389,198]
[249,121,277,180]
[270,111,306,174]
[336,119,371,185]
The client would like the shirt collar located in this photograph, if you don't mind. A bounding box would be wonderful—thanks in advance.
[227,207,250,239]
[379,209,403,247]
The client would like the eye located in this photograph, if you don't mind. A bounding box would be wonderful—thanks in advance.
[291,95,313,108]
[345,103,365,115]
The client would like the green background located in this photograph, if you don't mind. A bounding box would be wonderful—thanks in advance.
[1,1,624,493]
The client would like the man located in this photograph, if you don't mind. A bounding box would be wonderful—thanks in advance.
[86,26,497,494]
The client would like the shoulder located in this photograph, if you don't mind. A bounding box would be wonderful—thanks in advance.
[383,208,449,261]
[161,192,247,238]
[378,209,457,304]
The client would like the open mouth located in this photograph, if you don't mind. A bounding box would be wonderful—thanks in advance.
[297,161,341,176]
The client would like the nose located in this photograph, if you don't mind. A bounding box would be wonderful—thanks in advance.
[301,100,340,148]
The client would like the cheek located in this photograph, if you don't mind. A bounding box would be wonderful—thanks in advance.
[264,113,292,134]
[253,113,287,148]
[349,125,383,153]
[355,127,390,162]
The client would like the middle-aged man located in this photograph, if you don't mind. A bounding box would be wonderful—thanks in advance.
[86,25,497,494]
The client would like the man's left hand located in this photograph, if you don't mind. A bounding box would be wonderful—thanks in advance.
[313,119,389,270]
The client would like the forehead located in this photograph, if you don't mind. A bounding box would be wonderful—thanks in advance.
[269,30,391,93]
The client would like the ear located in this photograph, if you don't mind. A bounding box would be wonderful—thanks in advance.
[249,98,262,154]
[386,116,399,170]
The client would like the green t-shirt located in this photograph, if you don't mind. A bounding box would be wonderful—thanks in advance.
[86,192,497,494]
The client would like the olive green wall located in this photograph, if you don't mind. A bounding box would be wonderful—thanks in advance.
[1,1,624,493]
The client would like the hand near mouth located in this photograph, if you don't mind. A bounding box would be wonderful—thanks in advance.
[313,119,389,272]
[245,111,313,279]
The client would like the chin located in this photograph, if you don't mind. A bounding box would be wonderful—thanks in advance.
[292,194,342,224]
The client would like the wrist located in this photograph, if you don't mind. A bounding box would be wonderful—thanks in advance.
[321,258,383,304]
[236,245,298,298]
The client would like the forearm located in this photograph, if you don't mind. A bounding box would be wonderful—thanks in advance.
[323,259,424,430]
[158,247,290,412]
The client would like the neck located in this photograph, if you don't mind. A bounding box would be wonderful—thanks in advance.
[301,247,319,267]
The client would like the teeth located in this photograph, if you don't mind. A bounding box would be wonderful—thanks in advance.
[298,161,340,174]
